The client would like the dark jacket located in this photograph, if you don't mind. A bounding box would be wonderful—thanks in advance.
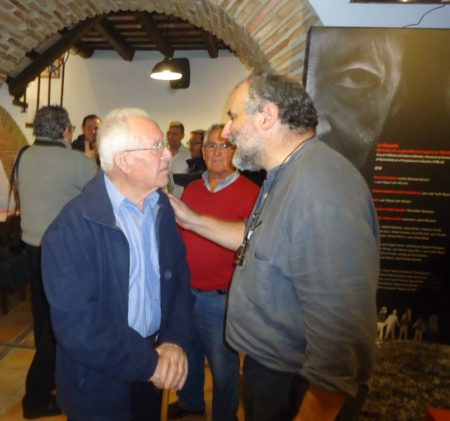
[173,156,206,187]
[42,172,194,419]
[71,134,85,152]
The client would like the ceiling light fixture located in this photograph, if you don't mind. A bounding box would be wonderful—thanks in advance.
[150,57,182,81]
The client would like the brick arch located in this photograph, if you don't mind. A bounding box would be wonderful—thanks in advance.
[0,106,28,178]
[0,0,319,83]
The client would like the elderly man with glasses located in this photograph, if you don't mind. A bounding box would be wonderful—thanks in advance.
[168,124,259,421]
[42,108,194,421]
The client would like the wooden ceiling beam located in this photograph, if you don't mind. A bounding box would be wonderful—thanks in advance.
[71,40,94,58]
[59,27,95,58]
[95,19,134,61]
[7,17,102,98]
[133,12,174,58]
[201,30,218,58]
[25,50,40,60]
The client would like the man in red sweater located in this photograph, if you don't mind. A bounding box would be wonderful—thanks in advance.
[168,124,259,421]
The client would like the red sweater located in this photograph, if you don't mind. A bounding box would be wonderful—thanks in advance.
[181,175,259,290]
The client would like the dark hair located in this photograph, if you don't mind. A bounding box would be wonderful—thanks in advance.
[33,105,71,139]
[245,72,318,134]
[190,129,205,142]
[82,114,101,127]
[205,124,225,143]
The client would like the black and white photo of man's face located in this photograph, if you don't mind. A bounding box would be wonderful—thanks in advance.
[306,29,402,169]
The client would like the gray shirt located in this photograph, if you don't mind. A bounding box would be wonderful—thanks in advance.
[226,138,379,397]
[18,139,97,246]
[169,145,190,199]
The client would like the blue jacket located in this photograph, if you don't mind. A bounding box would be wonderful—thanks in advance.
[42,172,194,419]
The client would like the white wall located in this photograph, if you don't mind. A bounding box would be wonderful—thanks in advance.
[0,50,249,143]
[308,0,450,28]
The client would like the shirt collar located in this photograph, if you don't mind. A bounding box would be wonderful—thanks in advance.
[104,174,159,213]
[34,136,69,148]
[266,137,315,184]
[202,170,239,192]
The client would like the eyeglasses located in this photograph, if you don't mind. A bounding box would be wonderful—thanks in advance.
[124,141,168,154]
[203,141,235,151]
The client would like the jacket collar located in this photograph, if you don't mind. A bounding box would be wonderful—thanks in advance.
[81,171,169,228]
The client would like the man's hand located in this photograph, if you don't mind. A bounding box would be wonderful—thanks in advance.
[294,384,346,421]
[149,343,188,391]
[167,194,197,230]
[168,193,245,251]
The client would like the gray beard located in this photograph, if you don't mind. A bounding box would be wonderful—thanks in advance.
[232,148,261,171]
[229,132,263,171]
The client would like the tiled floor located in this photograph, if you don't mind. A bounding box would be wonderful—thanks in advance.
[0,287,64,421]
[0,287,244,421]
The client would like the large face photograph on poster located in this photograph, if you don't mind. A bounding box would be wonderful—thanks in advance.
[304,27,450,343]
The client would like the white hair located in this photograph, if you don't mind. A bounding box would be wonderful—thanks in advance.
[98,108,150,172]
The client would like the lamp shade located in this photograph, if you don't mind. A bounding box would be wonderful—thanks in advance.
[150,58,182,81]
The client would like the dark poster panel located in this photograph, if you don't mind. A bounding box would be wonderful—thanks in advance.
[304,27,450,343]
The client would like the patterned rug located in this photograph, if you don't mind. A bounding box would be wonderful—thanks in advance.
[361,340,450,420]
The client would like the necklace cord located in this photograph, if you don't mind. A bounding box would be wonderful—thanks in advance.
[235,135,313,265]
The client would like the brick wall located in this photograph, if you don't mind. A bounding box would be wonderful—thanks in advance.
[0,106,28,218]
[0,107,28,178]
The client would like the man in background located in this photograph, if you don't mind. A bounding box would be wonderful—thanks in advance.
[173,129,206,188]
[167,120,190,198]
[188,129,205,160]
[42,108,194,421]
[169,124,259,421]
[18,105,97,419]
[71,114,102,160]
[170,72,379,420]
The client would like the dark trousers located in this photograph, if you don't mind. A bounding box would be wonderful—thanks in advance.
[243,355,308,421]
[130,381,162,421]
[67,382,162,421]
[243,355,368,421]
[22,244,56,411]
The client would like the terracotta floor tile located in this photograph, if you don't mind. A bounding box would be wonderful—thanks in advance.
[11,300,32,314]
[0,319,28,331]
[0,397,23,420]
[0,368,24,399]
[0,311,32,326]
[0,327,27,345]
[0,348,33,371]
[18,332,34,349]
[0,394,12,412]
[1,396,67,420]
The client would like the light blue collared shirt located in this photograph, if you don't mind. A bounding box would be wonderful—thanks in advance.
[104,175,161,338]
[201,170,240,192]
